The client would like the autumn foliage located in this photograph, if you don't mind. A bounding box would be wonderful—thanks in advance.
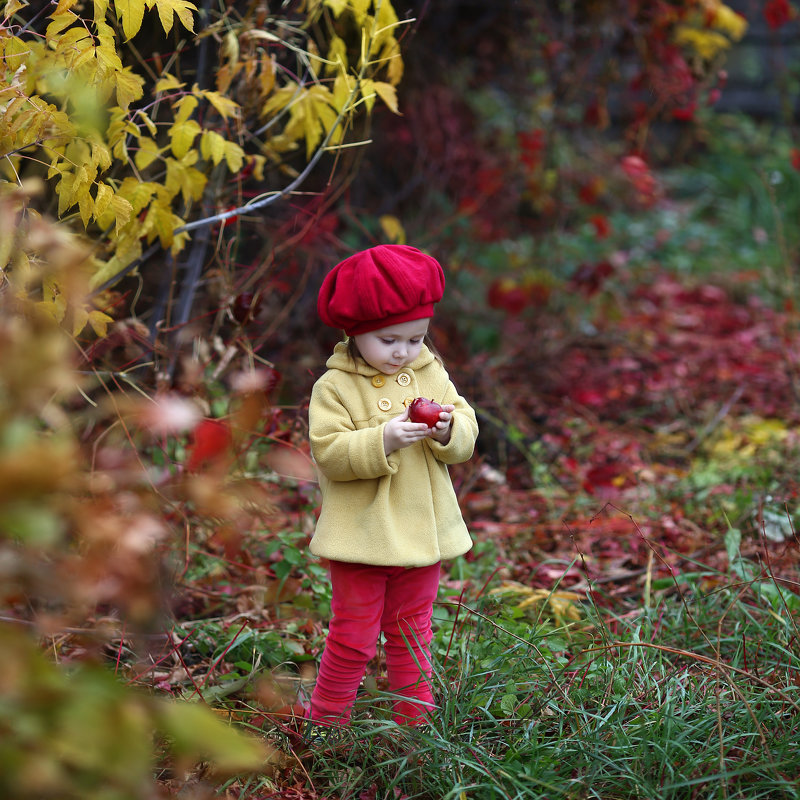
[3,0,800,797]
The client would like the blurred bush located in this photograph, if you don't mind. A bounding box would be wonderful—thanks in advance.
[0,185,272,799]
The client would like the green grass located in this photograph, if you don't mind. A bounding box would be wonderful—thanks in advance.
[237,554,800,800]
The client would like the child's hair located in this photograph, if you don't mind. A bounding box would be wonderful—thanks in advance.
[346,334,444,366]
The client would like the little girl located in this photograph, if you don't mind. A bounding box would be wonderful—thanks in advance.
[306,244,478,729]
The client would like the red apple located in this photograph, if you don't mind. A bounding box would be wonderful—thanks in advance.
[408,397,443,427]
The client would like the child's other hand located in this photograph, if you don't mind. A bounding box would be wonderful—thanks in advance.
[383,408,431,454]
[428,404,454,444]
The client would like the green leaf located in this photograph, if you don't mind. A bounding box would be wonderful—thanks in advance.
[724,525,741,566]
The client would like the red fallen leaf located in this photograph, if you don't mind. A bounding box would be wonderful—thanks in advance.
[236,159,255,182]
[590,214,611,239]
[583,98,607,129]
[620,154,649,179]
[487,278,527,314]
[764,0,792,28]
[672,101,697,121]
[571,388,607,407]
[569,260,614,296]
[542,39,566,60]
[186,418,232,471]
[578,178,602,205]
[231,291,263,324]
[517,129,545,170]
[476,166,504,197]
[525,280,551,307]
[219,206,239,229]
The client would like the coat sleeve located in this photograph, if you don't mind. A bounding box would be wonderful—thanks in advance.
[425,378,479,465]
[309,378,398,481]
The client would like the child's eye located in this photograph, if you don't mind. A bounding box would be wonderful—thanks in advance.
[380,338,394,345]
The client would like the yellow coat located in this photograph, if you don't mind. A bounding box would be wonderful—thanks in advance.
[308,343,478,567]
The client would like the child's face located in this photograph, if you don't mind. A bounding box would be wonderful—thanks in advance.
[353,318,430,374]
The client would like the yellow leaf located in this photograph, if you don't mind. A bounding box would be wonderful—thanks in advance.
[712,4,748,41]
[110,195,134,234]
[156,73,185,93]
[46,12,77,41]
[55,171,76,216]
[94,21,123,72]
[89,234,142,290]
[4,0,27,17]
[116,0,146,40]
[381,37,404,86]
[358,78,378,113]
[1,35,29,71]
[261,84,297,119]
[379,215,405,244]
[7,250,32,290]
[323,0,348,16]
[349,0,371,24]
[72,307,89,337]
[134,136,161,170]
[165,157,207,204]
[196,87,240,119]
[38,279,67,323]
[88,309,114,337]
[326,35,348,76]
[200,130,226,165]
[221,29,239,67]
[174,94,198,124]
[249,154,266,181]
[117,177,157,214]
[674,26,731,60]
[333,72,356,111]
[94,183,113,220]
[286,84,338,158]
[223,140,244,173]
[258,54,276,97]
[152,0,197,35]
[115,66,145,109]
[77,184,95,226]
[169,119,201,158]
[371,80,399,114]
[91,141,112,171]
[0,202,15,270]
[145,200,178,248]
[137,110,158,137]
[171,228,190,256]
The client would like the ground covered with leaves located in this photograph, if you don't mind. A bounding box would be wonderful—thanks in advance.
[137,262,800,799]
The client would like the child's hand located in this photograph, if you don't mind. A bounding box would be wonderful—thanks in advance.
[383,407,431,454]
[428,403,455,444]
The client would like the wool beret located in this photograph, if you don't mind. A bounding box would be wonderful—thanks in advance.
[317,244,445,336]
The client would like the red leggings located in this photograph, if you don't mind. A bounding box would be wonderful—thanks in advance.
[308,560,441,726]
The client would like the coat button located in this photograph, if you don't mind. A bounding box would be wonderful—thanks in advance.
[371,375,385,388]
[403,396,414,407]
[396,372,411,386]
[378,398,392,411]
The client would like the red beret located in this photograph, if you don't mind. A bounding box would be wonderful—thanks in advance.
[317,245,445,336]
